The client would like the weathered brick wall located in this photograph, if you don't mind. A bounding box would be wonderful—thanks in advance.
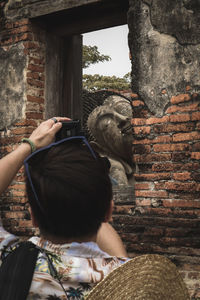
[0,4,46,236]
[112,91,200,299]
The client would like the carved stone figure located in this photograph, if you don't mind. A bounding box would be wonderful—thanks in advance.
[87,95,134,186]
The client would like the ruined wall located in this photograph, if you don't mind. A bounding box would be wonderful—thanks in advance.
[0,1,46,236]
[0,0,199,298]
[117,1,199,298]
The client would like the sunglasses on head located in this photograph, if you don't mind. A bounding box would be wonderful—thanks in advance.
[24,136,97,215]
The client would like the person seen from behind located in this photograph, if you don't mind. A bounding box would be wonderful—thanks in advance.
[0,117,128,299]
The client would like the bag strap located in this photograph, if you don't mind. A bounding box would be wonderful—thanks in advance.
[0,241,39,300]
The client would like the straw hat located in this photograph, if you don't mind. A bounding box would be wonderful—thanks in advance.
[85,254,190,300]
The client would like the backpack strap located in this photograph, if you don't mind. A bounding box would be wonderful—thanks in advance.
[0,241,39,300]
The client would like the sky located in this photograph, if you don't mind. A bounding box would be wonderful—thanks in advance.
[83,25,131,78]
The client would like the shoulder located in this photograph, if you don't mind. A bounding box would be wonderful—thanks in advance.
[0,224,19,260]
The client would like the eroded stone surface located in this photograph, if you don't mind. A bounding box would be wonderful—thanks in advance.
[4,0,103,20]
[128,1,200,116]
[0,44,27,129]
[150,0,200,45]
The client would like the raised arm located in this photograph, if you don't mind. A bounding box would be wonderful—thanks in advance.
[0,117,68,196]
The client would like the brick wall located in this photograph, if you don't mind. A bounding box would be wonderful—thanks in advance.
[112,91,200,299]
[0,12,46,236]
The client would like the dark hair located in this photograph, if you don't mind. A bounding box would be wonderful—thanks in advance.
[25,141,112,239]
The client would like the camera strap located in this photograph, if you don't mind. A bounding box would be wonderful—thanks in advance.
[0,241,39,300]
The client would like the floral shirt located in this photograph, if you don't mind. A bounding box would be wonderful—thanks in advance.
[0,224,128,299]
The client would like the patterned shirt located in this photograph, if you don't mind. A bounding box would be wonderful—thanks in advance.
[0,223,128,299]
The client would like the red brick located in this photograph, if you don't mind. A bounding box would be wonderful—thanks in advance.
[169,113,190,123]
[26,102,41,112]
[18,220,33,228]
[133,126,151,135]
[185,85,192,91]
[173,172,191,181]
[163,199,200,208]
[0,136,23,144]
[27,95,44,104]
[165,228,199,237]
[152,162,176,172]
[27,72,40,80]
[113,205,134,214]
[153,143,190,152]
[154,123,195,133]
[12,190,26,197]
[143,227,164,236]
[135,190,168,198]
[9,184,26,190]
[9,25,31,35]
[171,94,191,104]
[10,205,24,211]
[173,131,200,142]
[14,32,33,42]
[165,182,197,191]
[26,112,43,119]
[161,89,167,94]
[191,111,200,121]
[28,64,45,73]
[134,153,171,163]
[166,103,199,114]
[191,152,200,160]
[132,100,144,107]
[27,78,44,88]
[23,41,40,49]
[14,119,37,126]
[131,93,139,99]
[27,88,44,98]
[133,138,151,145]
[132,118,146,125]
[133,144,151,154]
[135,183,152,190]
[11,127,33,135]
[14,19,30,27]
[3,211,26,219]
[146,116,169,125]
[151,136,172,144]
[154,182,166,190]
[135,173,171,181]
[135,199,151,206]
[29,57,45,65]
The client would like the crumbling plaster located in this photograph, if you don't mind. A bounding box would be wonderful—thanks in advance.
[128,0,200,116]
[0,43,27,130]
[4,0,105,20]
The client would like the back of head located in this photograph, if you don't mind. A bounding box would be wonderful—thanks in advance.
[25,140,112,240]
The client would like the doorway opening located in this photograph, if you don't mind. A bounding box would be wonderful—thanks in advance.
[32,0,130,121]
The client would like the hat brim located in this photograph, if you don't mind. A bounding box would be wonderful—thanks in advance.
[85,254,190,300]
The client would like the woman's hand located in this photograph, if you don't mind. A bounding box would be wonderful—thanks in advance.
[29,117,70,150]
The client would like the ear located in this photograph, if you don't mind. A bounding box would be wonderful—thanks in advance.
[104,200,114,223]
[30,208,39,228]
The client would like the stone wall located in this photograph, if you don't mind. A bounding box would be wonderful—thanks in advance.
[0,0,200,298]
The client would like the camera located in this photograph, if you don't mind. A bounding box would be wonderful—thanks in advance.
[55,120,83,141]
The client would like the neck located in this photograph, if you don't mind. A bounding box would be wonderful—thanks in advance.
[40,232,97,245]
